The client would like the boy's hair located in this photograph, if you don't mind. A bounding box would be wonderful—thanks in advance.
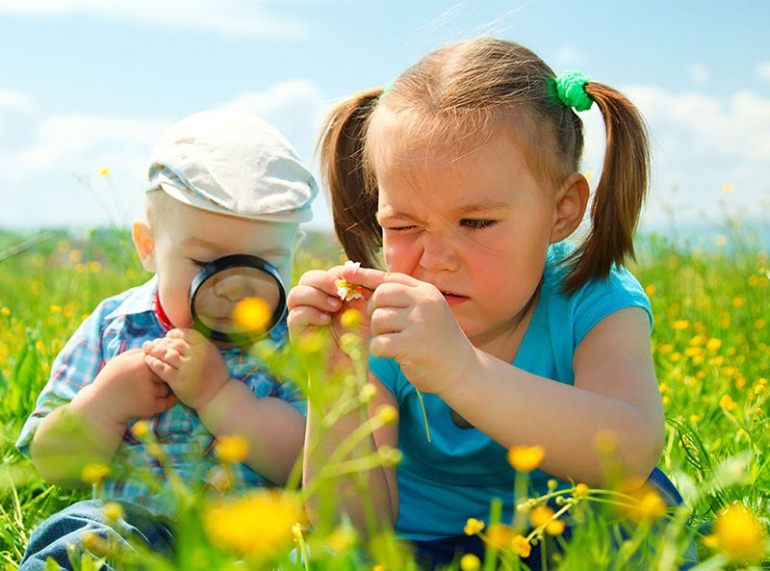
[147,108,318,224]
[318,37,650,293]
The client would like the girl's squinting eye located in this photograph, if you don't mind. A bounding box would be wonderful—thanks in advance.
[190,258,208,268]
[460,219,495,230]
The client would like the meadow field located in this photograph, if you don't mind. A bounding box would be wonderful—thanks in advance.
[0,224,768,570]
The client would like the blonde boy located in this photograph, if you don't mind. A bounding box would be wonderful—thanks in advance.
[16,109,318,571]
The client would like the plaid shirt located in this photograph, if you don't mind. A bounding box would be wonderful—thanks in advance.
[16,276,305,518]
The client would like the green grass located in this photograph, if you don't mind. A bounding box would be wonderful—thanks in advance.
[0,226,768,570]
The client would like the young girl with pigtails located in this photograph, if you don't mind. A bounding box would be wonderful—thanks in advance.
[288,37,698,569]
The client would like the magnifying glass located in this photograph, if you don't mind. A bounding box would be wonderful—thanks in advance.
[189,254,286,345]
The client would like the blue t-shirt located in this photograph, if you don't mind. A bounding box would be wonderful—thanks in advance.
[369,241,652,541]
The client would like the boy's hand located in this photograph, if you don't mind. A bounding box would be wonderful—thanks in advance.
[143,328,230,411]
[89,348,177,427]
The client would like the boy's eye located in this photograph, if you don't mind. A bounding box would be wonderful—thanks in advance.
[460,219,495,230]
[190,259,208,268]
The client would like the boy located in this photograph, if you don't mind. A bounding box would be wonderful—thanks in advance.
[16,108,318,570]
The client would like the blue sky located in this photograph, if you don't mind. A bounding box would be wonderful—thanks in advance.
[1,0,769,236]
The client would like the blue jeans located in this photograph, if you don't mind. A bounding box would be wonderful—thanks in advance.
[18,499,175,571]
[407,467,699,570]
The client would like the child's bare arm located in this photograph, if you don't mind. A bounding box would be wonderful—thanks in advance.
[29,349,176,487]
[426,307,664,487]
[288,266,397,533]
[197,383,306,485]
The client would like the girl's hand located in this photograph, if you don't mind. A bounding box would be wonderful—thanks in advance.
[143,329,230,412]
[344,266,477,396]
[287,266,376,369]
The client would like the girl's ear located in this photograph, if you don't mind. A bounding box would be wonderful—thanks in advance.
[132,219,156,272]
[550,172,590,243]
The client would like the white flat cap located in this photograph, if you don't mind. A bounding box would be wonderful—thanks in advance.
[146,108,318,223]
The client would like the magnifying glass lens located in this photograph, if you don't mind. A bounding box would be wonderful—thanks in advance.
[190,255,286,344]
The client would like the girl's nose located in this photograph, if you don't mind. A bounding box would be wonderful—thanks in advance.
[418,231,461,273]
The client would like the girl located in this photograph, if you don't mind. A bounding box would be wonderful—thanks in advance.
[288,38,695,569]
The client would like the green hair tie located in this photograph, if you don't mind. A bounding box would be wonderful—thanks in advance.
[555,70,593,112]
[379,83,393,100]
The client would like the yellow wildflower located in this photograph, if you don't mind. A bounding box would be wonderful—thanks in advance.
[340,308,361,330]
[574,483,589,496]
[722,183,734,193]
[672,320,690,330]
[377,404,398,426]
[232,297,271,332]
[706,338,722,352]
[460,553,480,571]
[486,523,513,548]
[645,284,656,296]
[81,463,111,485]
[464,518,485,536]
[326,524,358,552]
[703,502,766,562]
[215,434,249,464]
[545,519,565,535]
[615,479,667,521]
[50,305,62,314]
[507,445,545,472]
[98,167,111,176]
[204,490,305,557]
[720,394,738,411]
[103,502,125,523]
[0,307,9,316]
[131,420,150,439]
[529,505,555,528]
[511,534,532,558]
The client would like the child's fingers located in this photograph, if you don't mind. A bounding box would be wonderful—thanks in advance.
[342,266,412,293]
[287,305,332,334]
[144,353,178,380]
[287,282,342,317]
[143,341,181,367]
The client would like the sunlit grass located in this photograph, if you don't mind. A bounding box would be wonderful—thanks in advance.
[0,226,768,570]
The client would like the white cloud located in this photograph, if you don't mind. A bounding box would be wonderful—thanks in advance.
[552,46,584,69]
[0,79,334,231]
[620,86,770,226]
[757,61,770,83]
[0,0,305,38]
[688,63,709,84]
[0,89,35,113]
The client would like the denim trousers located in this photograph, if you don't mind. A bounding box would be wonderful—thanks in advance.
[18,499,175,571]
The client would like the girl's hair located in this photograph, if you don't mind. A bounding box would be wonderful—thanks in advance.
[317,37,649,293]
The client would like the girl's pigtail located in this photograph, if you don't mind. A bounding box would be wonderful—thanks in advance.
[562,83,650,293]
[316,88,384,269]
